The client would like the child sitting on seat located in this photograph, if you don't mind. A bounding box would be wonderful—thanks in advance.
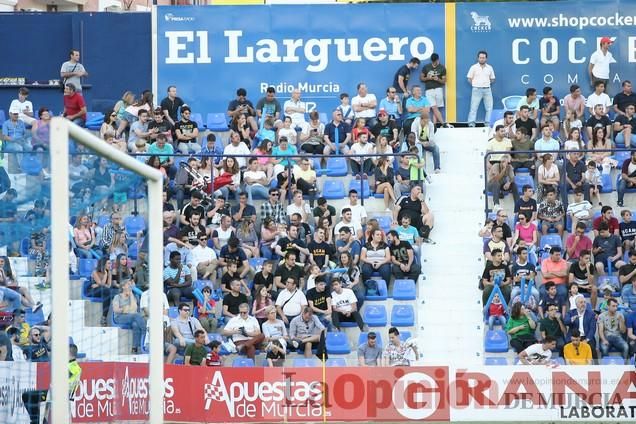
[487,293,507,330]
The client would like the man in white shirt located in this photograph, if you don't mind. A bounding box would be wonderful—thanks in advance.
[9,87,35,126]
[331,278,365,331]
[284,89,307,128]
[243,157,270,203]
[349,133,375,176]
[342,189,367,227]
[222,303,264,359]
[334,208,363,240]
[490,111,516,139]
[467,50,496,127]
[352,83,378,127]
[588,37,616,91]
[518,337,557,365]
[585,81,612,116]
[223,131,251,168]
[275,277,308,325]
[191,234,218,281]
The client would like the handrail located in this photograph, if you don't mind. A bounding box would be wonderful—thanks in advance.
[482,147,633,219]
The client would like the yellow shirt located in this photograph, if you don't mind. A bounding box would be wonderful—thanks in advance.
[563,341,592,365]
[487,137,513,162]
[8,322,31,346]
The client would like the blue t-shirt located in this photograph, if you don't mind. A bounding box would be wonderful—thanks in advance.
[148,142,174,162]
[272,145,298,167]
[219,245,247,264]
[335,239,362,260]
[396,225,419,246]
[405,96,431,119]
[2,119,27,141]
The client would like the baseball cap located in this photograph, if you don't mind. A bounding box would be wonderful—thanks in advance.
[378,110,388,117]
[9,107,20,114]
[600,37,613,45]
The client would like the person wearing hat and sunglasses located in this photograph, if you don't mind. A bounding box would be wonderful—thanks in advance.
[589,37,616,93]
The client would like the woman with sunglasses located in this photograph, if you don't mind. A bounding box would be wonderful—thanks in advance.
[100,108,127,152]
[196,285,218,333]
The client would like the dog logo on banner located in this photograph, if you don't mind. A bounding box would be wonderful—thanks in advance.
[470,11,492,32]
[203,371,233,416]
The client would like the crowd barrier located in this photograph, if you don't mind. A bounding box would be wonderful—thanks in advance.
[3,362,632,422]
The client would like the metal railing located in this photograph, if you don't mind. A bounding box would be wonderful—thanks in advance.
[483,147,633,218]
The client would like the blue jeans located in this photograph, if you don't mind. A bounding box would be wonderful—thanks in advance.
[113,313,146,349]
[615,132,636,147]
[361,263,391,285]
[600,334,629,359]
[422,142,441,170]
[467,87,493,124]
[0,287,22,312]
[245,184,269,203]
[488,315,507,330]
[617,178,634,203]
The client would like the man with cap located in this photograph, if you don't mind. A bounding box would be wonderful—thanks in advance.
[1,106,29,154]
[589,37,616,92]
[357,331,382,366]
[371,109,400,150]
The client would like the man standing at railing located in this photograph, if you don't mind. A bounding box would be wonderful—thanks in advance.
[467,50,495,127]
[588,37,615,94]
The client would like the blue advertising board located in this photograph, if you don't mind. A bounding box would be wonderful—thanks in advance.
[455,0,636,122]
[156,4,445,122]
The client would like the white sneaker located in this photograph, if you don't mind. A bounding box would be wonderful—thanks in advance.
[385,208,392,212]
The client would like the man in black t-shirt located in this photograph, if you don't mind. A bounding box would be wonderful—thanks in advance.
[148,107,174,144]
[181,212,206,244]
[174,106,201,155]
[160,85,185,127]
[227,87,258,132]
[481,248,512,304]
[222,280,248,318]
[273,252,304,290]
[180,191,206,226]
[619,250,636,287]
[306,279,332,329]
[585,104,612,141]
[613,104,636,147]
[393,185,435,242]
[514,106,537,140]
[612,81,636,115]
[253,261,274,292]
[307,228,332,271]
[393,57,420,96]
[387,231,421,281]
[371,112,399,149]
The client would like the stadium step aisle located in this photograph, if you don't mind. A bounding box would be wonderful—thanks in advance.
[415,128,488,365]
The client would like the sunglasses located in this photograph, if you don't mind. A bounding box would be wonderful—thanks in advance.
[271,193,280,196]
[181,308,190,312]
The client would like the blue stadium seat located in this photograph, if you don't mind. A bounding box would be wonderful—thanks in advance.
[514,174,534,194]
[390,305,415,327]
[363,304,387,327]
[348,179,371,199]
[326,332,351,354]
[292,358,321,367]
[392,279,416,300]
[25,308,44,326]
[364,279,388,300]
[78,258,98,279]
[540,234,562,251]
[358,332,383,348]
[597,275,620,291]
[206,112,229,132]
[552,356,565,365]
[600,356,625,365]
[484,329,509,353]
[85,112,104,130]
[501,95,523,111]
[82,279,103,302]
[96,215,110,228]
[325,157,348,177]
[484,357,508,365]
[489,109,505,127]
[174,358,184,365]
[0,110,5,125]
[124,215,147,236]
[191,112,205,129]
[248,257,267,272]
[326,357,347,367]
[312,157,325,176]
[319,112,328,125]
[232,357,255,367]
[375,216,392,233]
[600,173,613,193]
[322,180,346,199]
[614,150,630,164]
[20,238,30,257]
[168,307,179,319]
[128,241,139,260]
[399,331,412,342]
[20,156,43,176]
[68,336,87,359]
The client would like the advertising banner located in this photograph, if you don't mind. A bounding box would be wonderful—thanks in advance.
[156,4,445,120]
[35,362,636,422]
[0,362,37,423]
[455,0,636,122]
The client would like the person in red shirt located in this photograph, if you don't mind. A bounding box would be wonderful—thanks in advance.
[565,222,593,261]
[540,246,569,298]
[62,83,87,126]
[592,205,620,237]
[205,340,222,366]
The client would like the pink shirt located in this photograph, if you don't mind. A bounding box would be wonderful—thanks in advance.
[515,222,536,244]
[540,258,569,285]
[565,234,593,260]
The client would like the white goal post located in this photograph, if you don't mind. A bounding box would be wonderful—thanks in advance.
[49,117,165,423]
